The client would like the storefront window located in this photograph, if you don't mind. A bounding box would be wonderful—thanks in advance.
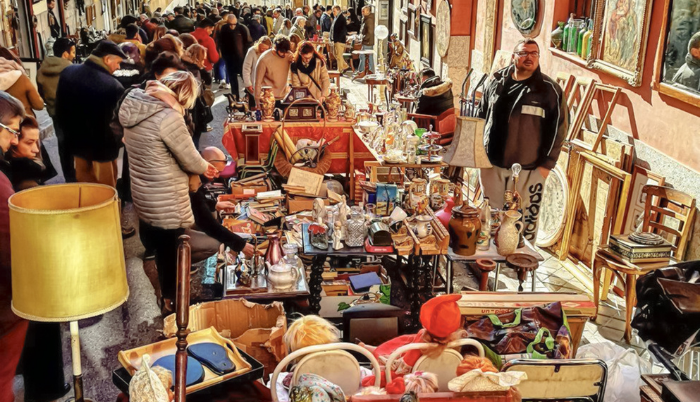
[662,0,700,94]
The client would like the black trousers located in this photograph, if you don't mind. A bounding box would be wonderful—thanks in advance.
[223,57,242,99]
[139,220,185,300]
[20,322,68,401]
[53,120,75,182]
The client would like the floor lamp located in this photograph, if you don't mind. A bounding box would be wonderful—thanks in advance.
[442,116,492,205]
[9,183,129,402]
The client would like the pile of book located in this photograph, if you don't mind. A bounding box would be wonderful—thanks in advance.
[609,233,673,264]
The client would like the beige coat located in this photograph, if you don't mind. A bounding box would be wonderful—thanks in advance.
[290,58,330,101]
[118,88,208,229]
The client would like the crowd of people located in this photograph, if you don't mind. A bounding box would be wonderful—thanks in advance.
[0,2,379,401]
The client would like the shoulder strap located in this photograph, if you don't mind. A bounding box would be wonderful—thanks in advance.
[298,70,322,92]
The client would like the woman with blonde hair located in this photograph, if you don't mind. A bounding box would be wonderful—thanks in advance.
[291,41,330,102]
[242,36,272,106]
[119,70,218,313]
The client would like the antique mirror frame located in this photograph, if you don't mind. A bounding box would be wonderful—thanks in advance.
[652,0,700,108]
[587,0,654,87]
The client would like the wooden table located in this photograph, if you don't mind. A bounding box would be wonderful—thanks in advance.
[328,70,341,90]
[353,127,447,184]
[363,74,391,103]
[223,121,377,201]
[446,239,544,293]
[394,94,417,113]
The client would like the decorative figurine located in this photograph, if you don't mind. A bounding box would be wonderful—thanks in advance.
[337,196,349,240]
[476,198,492,251]
[312,198,326,224]
[332,221,344,250]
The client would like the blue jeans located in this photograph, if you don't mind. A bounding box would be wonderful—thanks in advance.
[214,59,227,83]
[357,44,374,73]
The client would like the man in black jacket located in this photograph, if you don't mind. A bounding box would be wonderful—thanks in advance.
[218,14,252,98]
[55,41,126,188]
[414,68,454,116]
[478,38,568,242]
[170,6,195,33]
[330,5,349,72]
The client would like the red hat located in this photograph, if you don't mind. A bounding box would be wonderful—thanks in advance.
[420,294,462,338]
[385,376,406,394]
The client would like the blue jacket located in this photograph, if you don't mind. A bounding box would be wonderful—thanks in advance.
[56,58,125,161]
[320,13,332,33]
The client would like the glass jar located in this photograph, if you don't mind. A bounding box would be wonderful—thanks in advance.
[282,243,301,268]
[345,206,367,247]
[448,205,482,256]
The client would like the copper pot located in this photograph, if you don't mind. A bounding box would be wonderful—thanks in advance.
[449,205,482,256]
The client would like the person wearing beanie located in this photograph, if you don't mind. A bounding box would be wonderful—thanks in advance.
[124,23,147,59]
[191,18,220,72]
[55,40,127,190]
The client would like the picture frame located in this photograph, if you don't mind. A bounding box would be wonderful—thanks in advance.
[378,0,390,20]
[407,4,417,39]
[622,166,665,234]
[588,0,654,87]
[420,14,433,66]
[652,0,700,109]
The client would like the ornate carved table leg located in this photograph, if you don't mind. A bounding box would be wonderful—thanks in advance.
[309,254,325,315]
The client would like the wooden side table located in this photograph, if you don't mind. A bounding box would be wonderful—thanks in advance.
[364,76,390,103]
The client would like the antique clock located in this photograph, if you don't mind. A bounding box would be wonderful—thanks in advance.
[282,87,319,121]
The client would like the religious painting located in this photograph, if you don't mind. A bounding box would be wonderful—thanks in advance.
[420,14,433,66]
[511,0,538,36]
[589,0,653,87]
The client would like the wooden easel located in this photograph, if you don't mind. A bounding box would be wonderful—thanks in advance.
[567,81,622,153]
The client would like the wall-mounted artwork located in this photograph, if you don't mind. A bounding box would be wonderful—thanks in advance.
[511,0,539,36]
[420,14,433,66]
[588,0,654,87]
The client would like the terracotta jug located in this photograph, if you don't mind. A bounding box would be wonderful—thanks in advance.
[497,211,523,256]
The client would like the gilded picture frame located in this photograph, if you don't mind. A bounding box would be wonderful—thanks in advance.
[588,0,654,87]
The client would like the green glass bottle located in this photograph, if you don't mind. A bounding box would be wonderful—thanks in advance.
[577,19,588,56]
[562,13,575,52]
[581,19,593,59]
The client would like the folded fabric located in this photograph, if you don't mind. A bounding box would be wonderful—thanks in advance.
[448,369,527,392]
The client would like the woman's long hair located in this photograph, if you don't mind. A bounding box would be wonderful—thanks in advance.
[159,70,200,109]
[254,36,272,55]
[294,41,325,65]
[182,43,207,69]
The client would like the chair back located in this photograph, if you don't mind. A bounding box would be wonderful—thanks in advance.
[407,108,457,145]
[342,303,409,345]
[384,338,485,392]
[502,359,607,401]
[270,343,381,402]
[640,185,697,260]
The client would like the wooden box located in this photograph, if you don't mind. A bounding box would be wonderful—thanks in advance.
[407,208,450,255]
[118,327,253,395]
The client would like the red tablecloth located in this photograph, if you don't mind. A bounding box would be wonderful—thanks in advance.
[222,121,375,174]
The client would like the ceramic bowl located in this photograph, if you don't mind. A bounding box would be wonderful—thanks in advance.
[357,121,379,134]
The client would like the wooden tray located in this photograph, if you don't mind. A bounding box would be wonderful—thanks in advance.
[118,327,253,395]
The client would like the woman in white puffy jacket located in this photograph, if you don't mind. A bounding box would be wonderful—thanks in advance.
[119,71,218,310]
[242,36,272,107]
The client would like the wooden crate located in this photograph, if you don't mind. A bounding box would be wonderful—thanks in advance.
[406,208,449,255]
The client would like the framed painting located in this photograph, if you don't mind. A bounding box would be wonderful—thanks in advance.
[588,0,654,87]
[510,0,539,36]
[652,0,700,109]
[622,166,665,234]
[420,14,433,66]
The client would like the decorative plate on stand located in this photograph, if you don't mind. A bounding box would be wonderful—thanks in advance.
[436,0,451,58]
[536,164,568,247]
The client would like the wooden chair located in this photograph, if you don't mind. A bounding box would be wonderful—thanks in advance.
[407,108,457,146]
[593,185,697,342]
[502,359,607,402]
[384,339,485,392]
[270,343,381,401]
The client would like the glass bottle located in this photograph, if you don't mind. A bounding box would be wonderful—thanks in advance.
[551,21,565,50]
[282,243,302,268]
[562,13,575,52]
[581,19,593,59]
[577,19,588,56]
[345,206,368,247]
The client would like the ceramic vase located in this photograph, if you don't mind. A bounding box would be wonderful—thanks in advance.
[261,86,275,122]
[448,205,481,256]
[326,85,341,121]
[497,211,524,256]
[435,197,454,228]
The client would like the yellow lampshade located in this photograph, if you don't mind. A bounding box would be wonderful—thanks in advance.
[9,183,129,322]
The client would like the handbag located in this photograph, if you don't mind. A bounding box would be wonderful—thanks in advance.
[632,261,700,354]
[202,88,215,107]
[465,302,572,365]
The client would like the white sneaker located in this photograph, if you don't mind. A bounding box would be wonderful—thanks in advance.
[219,82,230,90]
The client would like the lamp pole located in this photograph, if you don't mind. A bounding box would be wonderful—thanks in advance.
[70,321,85,402]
